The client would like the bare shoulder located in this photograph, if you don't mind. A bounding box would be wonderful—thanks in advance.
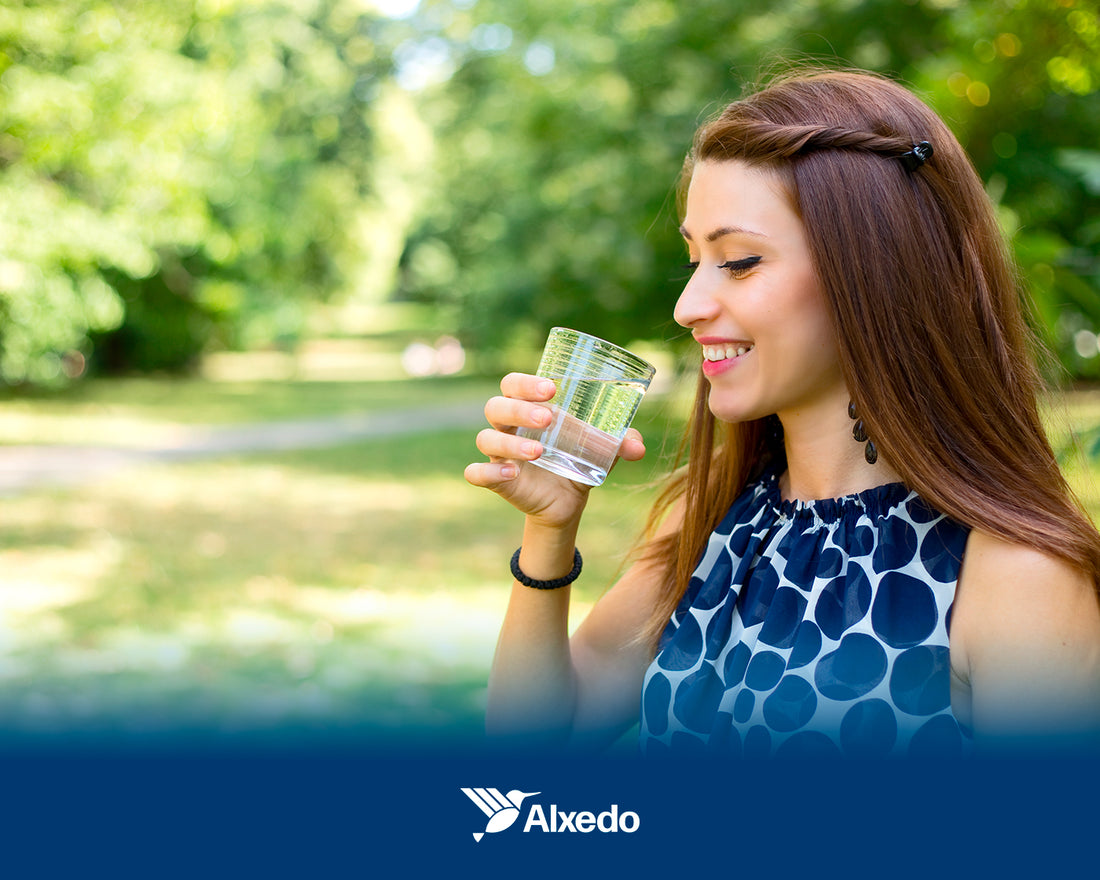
[952,529,1100,743]
[954,530,1100,640]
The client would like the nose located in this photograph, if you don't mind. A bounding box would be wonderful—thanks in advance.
[673,268,722,329]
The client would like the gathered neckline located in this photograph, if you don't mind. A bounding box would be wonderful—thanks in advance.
[759,467,912,523]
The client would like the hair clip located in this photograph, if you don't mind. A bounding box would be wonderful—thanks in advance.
[899,141,934,172]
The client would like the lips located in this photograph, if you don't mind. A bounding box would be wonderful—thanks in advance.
[696,337,753,377]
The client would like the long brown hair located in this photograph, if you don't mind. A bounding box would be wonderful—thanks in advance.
[638,68,1100,646]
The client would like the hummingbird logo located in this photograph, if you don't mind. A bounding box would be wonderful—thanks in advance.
[461,787,540,842]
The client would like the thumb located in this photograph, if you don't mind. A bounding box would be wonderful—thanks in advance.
[619,428,646,462]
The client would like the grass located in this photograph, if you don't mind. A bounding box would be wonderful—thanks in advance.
[0,374,499,446]
[0,371,680,750]
[0,366,1096,752]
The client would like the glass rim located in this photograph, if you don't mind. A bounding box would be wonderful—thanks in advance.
[546,327,656,378]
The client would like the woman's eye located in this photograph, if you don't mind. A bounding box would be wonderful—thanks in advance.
[719,256,762,276]
[679,256,762,277]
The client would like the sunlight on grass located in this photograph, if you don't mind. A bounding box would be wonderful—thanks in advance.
[0,374,1095,748]
[0,373,499,444]
[0,543,112,615]
[0,425,625,743]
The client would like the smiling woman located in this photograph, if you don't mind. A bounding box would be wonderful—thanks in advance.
[465,67,1100,758]
[675,161,843,428]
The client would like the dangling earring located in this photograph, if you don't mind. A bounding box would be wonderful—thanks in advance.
[847,401,878,465]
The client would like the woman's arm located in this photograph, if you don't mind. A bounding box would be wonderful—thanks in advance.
[486,514,674,751]
[485,518,583,746]
[466,371,664,751]
[951,530,1100,749]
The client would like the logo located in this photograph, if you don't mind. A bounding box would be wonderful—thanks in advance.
[461,788,540,842]
[460,787,640,842]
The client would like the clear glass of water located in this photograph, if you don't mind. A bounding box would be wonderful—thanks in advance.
[517,327,656,487]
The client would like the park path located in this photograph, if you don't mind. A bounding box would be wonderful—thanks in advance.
[0,398,487,496]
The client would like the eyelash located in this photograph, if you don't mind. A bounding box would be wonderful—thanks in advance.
[682,256,762,277]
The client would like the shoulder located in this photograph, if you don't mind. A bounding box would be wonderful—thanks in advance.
[951,530,1100,743]
[957,530,1097,615]
[954,530,1100,650]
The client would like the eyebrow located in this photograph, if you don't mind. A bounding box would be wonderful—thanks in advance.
[679,224,769,242]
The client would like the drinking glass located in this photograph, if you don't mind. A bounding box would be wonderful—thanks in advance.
[517,328,656,487]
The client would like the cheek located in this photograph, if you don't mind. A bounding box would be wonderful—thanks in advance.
[792,277,834,343]
[806,317,844,378]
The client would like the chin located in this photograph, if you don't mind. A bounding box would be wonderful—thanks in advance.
[707,393,764,425]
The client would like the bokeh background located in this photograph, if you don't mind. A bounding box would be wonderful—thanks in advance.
[0,0,1097,750]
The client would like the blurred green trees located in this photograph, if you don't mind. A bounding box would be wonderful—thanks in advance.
[398,0,1100,377]
[1,0,1098,386]
[0,0,398,383]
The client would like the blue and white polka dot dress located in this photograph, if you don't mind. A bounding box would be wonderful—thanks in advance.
[639,468,972,758]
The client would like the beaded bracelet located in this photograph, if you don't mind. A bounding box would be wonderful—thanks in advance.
[510,547,583,590]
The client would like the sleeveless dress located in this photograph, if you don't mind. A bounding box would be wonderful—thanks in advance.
[639,467,972,758]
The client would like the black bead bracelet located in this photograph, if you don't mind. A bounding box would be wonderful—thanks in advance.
[510,547,583,590]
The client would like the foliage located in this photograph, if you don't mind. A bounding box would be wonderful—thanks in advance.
[396,0,1100,378]
[2,0,1099,386]
[0,0,397,384]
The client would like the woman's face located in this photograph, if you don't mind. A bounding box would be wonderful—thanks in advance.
[675,160,847,425]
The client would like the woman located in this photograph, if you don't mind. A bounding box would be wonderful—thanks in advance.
[464,69,1100,757]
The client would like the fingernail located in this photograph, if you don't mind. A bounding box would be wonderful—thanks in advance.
[501,464,517,479]
[537,380,555,396]
[521,441,539,457]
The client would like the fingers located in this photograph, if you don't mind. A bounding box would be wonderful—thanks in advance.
[468,373,648,496]
[481,373,557,434]
[464,460,519,488]
[619,428,647,462]
[484,394,553,434]
[475,427,543,463]
[467,373,556,493]
[500,372,556,401]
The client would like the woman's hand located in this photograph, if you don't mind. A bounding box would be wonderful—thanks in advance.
[464,372,646,530]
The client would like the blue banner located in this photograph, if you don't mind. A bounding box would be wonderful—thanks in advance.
[0,737,1096,877]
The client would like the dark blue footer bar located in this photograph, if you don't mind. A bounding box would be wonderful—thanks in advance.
[0,744,1095,878]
